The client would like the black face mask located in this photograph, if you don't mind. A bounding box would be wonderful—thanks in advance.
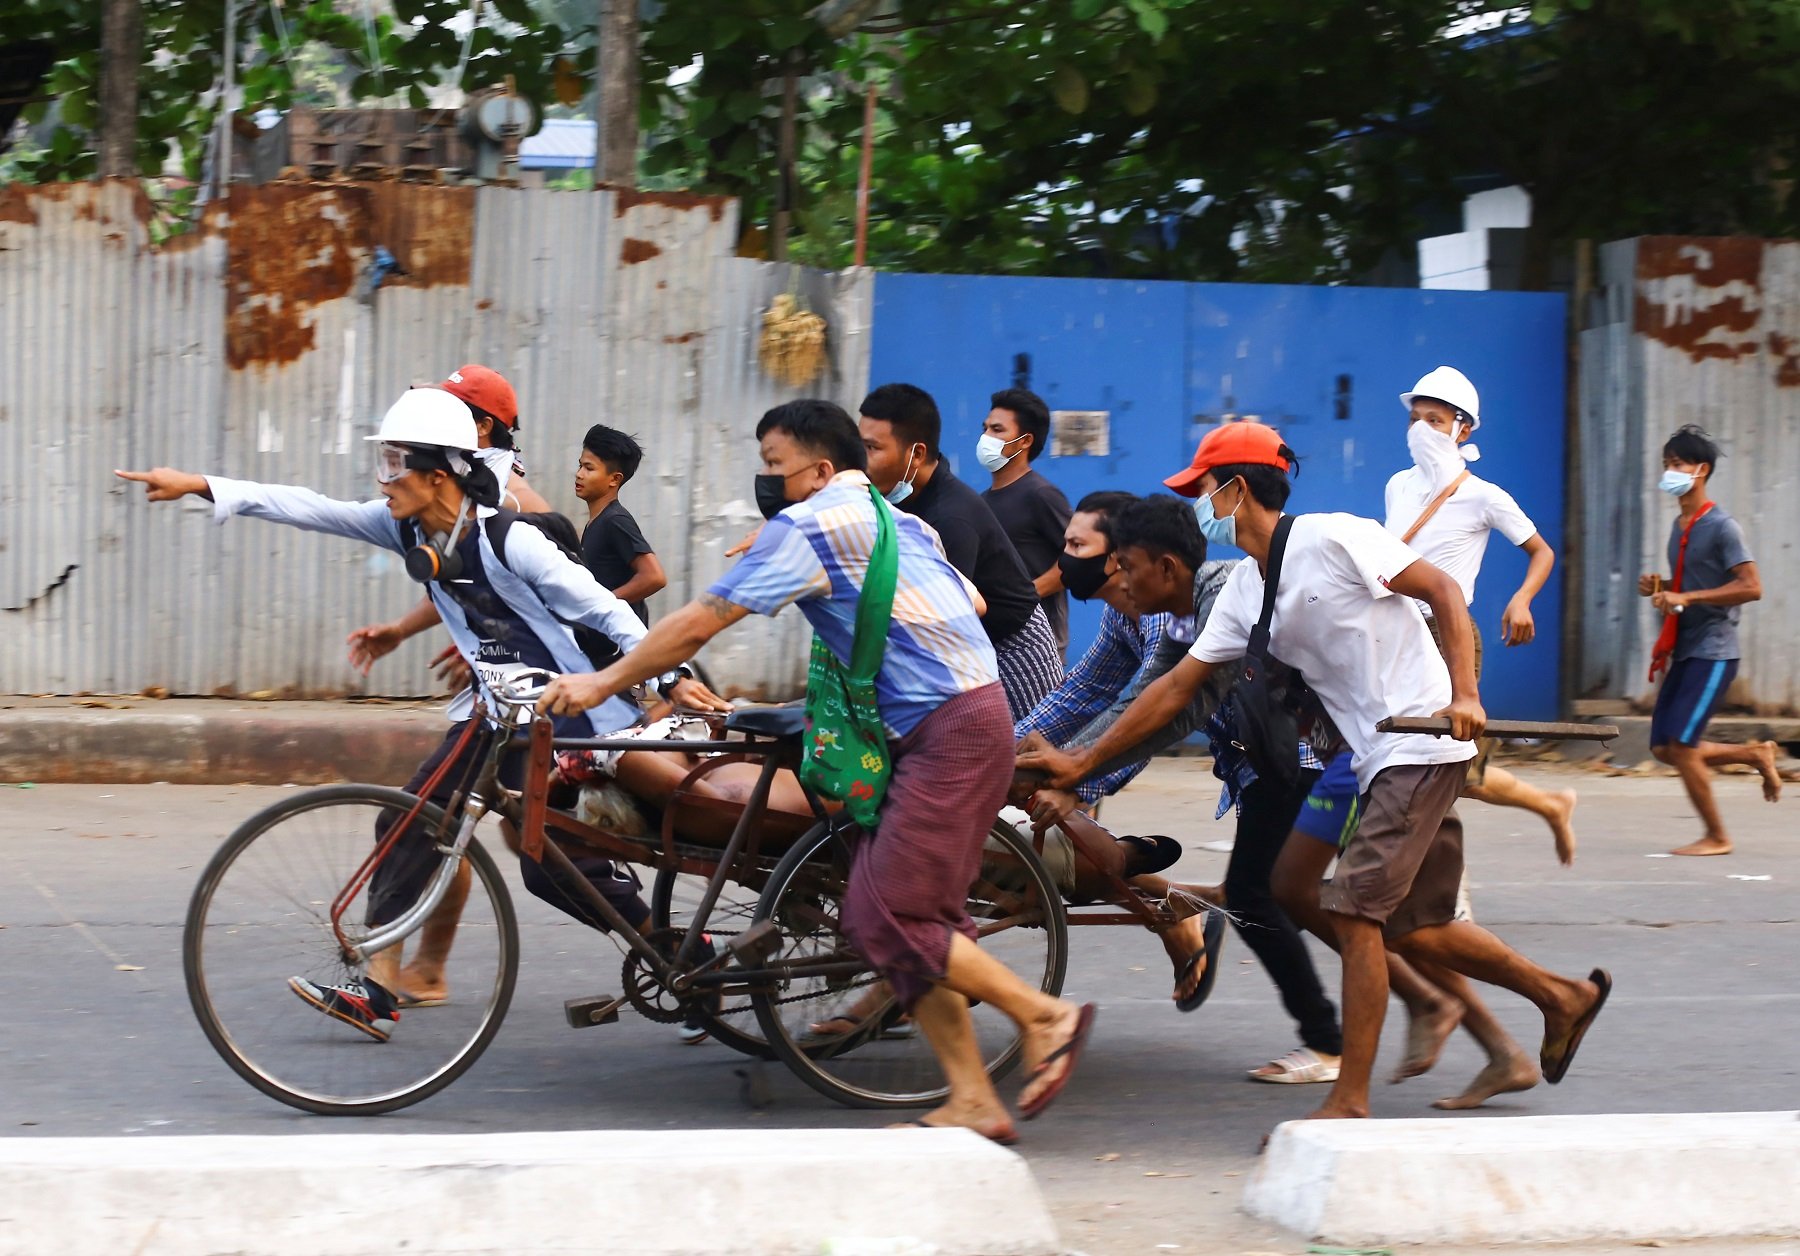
[1057,549,1113,602]
[754,473,791,521]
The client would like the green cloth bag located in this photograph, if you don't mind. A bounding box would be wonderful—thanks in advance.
[799,487,899,829]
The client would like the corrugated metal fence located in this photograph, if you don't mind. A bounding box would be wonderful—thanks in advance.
[0,180,870,698]
[1577,236,1800,714]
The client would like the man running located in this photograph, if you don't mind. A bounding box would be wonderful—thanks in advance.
[539,399,1094,1142]
[1022,421,1608,1121]
[859,382,1064,718]
[1385,366,1577,863]
[117,388,721,1040]
[1641,424,1781,855]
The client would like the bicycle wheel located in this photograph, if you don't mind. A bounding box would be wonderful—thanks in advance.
[184,785,519,1116]
[750,817,1067,1109]
[650,865,778,1058]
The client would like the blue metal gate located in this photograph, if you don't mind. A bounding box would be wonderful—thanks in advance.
[871,273,1568,720]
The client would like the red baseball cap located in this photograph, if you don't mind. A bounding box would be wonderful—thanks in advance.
[439,364,519,429]
[1163,421,1294,497]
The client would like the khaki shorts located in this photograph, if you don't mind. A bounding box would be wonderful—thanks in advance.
[1425,611,1491,787]
[1319,761,1467,940]
[987,809,1079,897]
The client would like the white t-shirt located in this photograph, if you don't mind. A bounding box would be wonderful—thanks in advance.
[1189,513,1476,791]
[1383,469,1536,612]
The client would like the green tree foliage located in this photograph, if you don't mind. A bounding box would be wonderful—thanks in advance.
[642,0,1800,284]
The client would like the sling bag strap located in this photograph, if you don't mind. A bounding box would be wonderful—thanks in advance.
[848,488,899,680]
[1401,469,1470,545]
[1247,513,1294,662]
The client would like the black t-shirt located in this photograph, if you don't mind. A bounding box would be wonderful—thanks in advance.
[983,468,1073,652]
[580,499,654,627]
[903,464,1038,643]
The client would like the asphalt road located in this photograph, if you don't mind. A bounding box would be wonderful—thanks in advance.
[3,760,1796,1255]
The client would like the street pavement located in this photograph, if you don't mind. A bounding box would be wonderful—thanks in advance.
[3,760,1796,1255]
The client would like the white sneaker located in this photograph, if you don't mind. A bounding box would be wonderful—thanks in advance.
[1248,1046,1340,1084]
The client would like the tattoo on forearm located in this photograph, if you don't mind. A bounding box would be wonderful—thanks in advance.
[699,593,740,622]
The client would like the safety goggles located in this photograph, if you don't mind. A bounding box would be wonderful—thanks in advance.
[374,442,416,484]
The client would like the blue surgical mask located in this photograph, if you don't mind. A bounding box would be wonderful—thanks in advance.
[1659,469,1695,497]
[1194,478,1241,547]
[885,445,920,505]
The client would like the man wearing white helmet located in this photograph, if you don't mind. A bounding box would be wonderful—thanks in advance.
[117,389,722,1043]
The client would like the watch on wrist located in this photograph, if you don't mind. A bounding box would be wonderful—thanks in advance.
[655,665,696,699]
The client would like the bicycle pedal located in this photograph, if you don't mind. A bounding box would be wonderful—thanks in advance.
[727,920,782,965]
[563,994,624,1028]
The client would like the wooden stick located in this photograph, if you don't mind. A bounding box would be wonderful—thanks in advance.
[1377,716,1619,741]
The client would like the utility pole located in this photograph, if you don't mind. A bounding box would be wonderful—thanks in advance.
[595,0,637,187]
[97,0,143,178]
[217,0,236,197]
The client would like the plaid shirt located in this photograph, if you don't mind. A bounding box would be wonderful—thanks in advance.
[1206,692,1327,818]
[1014,606,1169,803]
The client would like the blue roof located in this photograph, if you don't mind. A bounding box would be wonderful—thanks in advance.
[518,118,595,170]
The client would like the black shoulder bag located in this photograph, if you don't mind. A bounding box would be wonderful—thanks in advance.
[1233,515,1342,792]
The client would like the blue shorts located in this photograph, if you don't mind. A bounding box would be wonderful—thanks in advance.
[1650,656,1739,749]
[1294,751,1362,850]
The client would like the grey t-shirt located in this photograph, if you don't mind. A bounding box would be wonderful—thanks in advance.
[1668,505,1753,661]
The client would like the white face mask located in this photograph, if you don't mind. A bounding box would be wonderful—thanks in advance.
[1406,420,1480,491]
[975,433,1026,474]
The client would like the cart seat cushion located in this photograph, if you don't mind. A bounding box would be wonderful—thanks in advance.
[724,704,807,739]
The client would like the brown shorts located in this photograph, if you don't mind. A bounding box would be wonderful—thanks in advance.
[1425,611,1491,788]
[1319,761,1466,940]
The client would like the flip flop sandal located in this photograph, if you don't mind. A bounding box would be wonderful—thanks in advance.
[891,1118,1019,1146]
[1541,968,1611,1084]
[1019,1002,1098,1121]
[1118,834,1184,879]
[396,991,449,1009]
[1174,910,1227,1014]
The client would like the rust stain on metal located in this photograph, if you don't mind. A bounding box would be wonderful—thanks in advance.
[1635,237,1767,363]
[364,182,476,287]
[610,187,728,222]
[475,298,494,310]
[225,184,367,371]
[0,186,38,225]
[1768,332,1800,387]
[620,237,662,265]
[663,331,700,344]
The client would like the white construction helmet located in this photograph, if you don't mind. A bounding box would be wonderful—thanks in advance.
[365,387,480,450]
[1400,366,1480,432]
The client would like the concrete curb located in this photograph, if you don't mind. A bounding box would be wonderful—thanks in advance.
[1243,1109,1800,1246]
[0,1128,1062,1256]
[0,707,445,785]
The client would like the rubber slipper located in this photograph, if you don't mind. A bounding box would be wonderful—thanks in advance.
[1019,1002,1098,1121]
[396,991,449,1009]
[1174,910,1227,1014]
[1541,967,1611,1084]
[891,1118,1019,1146]
[1118,834,1184,879]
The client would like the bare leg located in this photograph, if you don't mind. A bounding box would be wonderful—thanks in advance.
[1308,911,1387,1119]
[939,932,1085,1115]
[1698,739,1783,803]
[1392,919,1605,1076]
[395,858,471,1003]
[1407,956,1540,1108]
[1466,766,1579,866]
[906,985,1018,1140]
[1272,835,1460,1081]
[1657,743,1734,855]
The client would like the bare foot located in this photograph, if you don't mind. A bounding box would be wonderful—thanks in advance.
[396,964,448,1005]
[1159,912,1208,1003]
[1431,1052,1540,1110]
[1301,1100,1369,1120]
[1549,789,1579,866]
[1389,998,1463,1083]
[1167,880,1225,910]
[1753,741,1783,802]
[891,1102,1017,1144]
[1017,1001,1086,1114]
[1672,834,1733,856]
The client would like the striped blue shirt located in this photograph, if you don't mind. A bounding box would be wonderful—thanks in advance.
[709,471,997,738]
